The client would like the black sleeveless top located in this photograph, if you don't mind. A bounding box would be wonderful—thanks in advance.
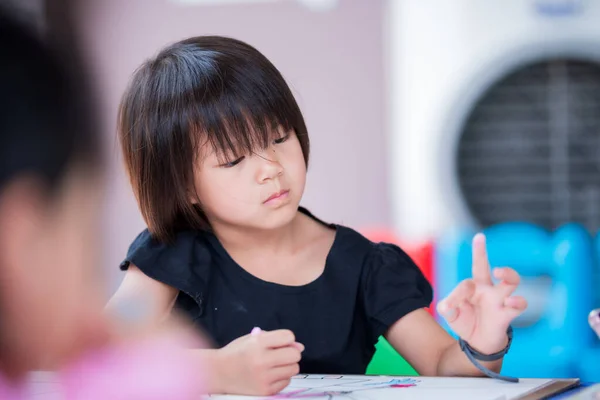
[119,208,432,374]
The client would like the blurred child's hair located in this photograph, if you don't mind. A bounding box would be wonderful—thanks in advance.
[0,7,99,195]
[118,36,310,242]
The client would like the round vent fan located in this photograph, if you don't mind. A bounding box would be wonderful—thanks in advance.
[457,59,600,232]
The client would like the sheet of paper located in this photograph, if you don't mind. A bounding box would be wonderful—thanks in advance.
[207,374,555,400]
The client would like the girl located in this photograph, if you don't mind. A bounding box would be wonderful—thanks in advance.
[109,35,528,396]
[0,10,204,399]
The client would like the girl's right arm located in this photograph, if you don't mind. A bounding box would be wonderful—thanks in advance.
[105,264,179,324]
[105,265,303,396]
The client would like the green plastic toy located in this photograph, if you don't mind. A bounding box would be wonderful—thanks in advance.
[366,336,418,376]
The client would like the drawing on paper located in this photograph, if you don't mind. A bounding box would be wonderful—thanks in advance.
[269,375,419,399]
[207,375,420,400]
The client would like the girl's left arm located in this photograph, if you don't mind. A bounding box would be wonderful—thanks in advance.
[385,233,526,377]
[385,308,505,376]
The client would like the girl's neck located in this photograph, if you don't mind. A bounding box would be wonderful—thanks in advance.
[210,212,303,257]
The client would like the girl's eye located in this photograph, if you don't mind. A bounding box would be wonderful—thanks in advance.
[220,156,245,168]
[273,133,290,144]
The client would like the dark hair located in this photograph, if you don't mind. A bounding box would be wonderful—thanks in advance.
[0,8,99,194]
[118,36,310,242]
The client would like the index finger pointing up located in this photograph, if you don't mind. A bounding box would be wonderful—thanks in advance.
[472,233,493,285]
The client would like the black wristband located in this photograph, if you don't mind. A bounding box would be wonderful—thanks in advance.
[458,326,519,383]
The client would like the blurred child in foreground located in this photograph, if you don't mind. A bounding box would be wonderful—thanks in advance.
[0,7,206,399]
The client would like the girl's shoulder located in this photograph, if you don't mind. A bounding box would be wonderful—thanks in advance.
[298,207,373,259]
[299,207,385,270]
[301,207,429,281]
[119,228,213,302]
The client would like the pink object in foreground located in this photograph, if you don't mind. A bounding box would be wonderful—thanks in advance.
[1,336,205,399]
[0,373,22,400]
[61,336,204,400]
[251,327,262,336]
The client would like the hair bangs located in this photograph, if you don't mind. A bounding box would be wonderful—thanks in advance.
[190,83,297,164]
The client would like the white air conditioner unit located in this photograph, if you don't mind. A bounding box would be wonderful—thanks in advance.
[388,0,600,241]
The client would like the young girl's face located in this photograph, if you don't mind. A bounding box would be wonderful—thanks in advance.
[194,128,307,231]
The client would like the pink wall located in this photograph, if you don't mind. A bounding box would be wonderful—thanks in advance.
[75,0,388,293]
